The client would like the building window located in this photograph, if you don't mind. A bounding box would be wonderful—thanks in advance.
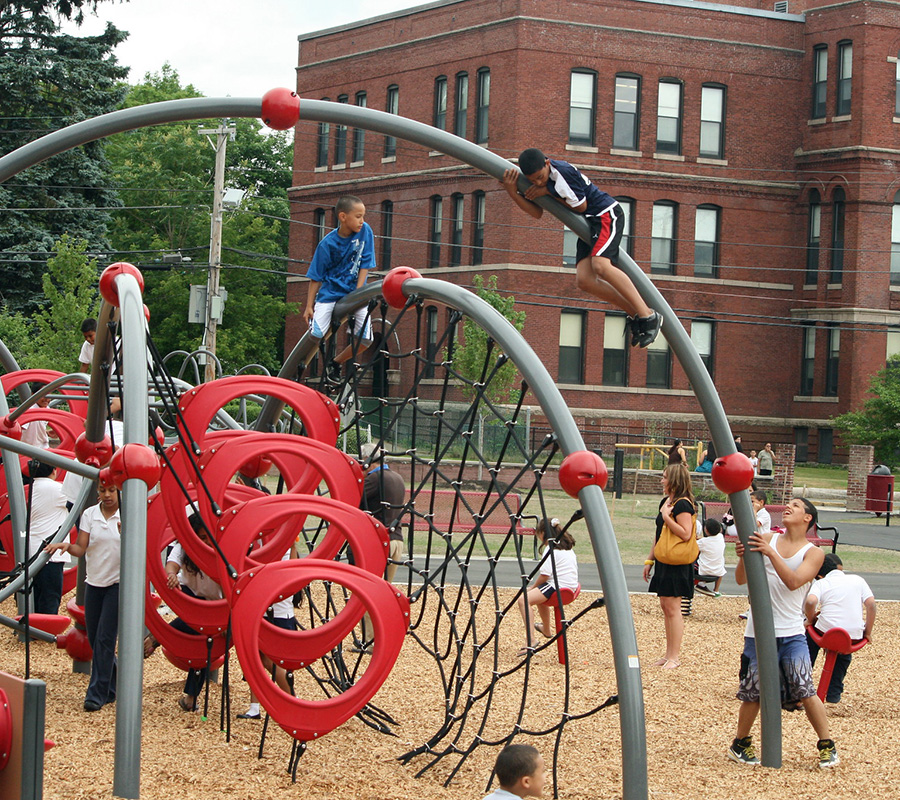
[352,91,366,162]
[806,190,821,285]
[316,100,330,168]
[424,306,438,379]
[651,201,677,274]
[602,313,628,386]
[384,85,399,157]
[613,74,640,150]
[825,324,840,396]
[380,200,393,271]
[819,427,833,464]
[795,426,809,462]
[569,69,596,145]
[449,193,464,267]
[433,76,447,130]
[694,205,720,278]
[887,327,900,359]
[830,188,845,284]
[563,228,578,267]
[475,67,490,144]
[334,94,348,164]
[646,335,671,389]
[800,323,816,395]
[895,56,900,117]
[691,319,714,378]
[559,311,585,384]
[892,191,900,285]
[616,197,634,256]
[837,40,852,115]
[454,72,468,138]
[656,79,682,154]
[812,45,827,119]
[472,191,485,266]
[313,208,327,244]
[700,84,726,159]
[428,195,443,267]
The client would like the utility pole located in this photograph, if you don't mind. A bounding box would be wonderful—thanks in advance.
[198,122,236,382]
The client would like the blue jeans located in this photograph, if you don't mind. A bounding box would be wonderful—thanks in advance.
[84,582,119,707]
[806,630,852,703]
[31,561,64,614]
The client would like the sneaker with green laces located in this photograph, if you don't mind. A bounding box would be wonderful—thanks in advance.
[817,739,839,768]
[728,736,760,765]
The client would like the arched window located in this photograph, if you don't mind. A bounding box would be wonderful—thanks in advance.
[380,200,393,270]
[806,190,821,285]
[449,193,464,267]
[651,201,677,274]
[433,76,447,130]
[428,195,443,268]
[830,188,845,283]
[316,97,330,168]
[475,67,490,144]
[837,40,852,115]
[471,191,485,266]
[812,45,827,119]
[891,190,900,285]
[334,94,348,164]
[384,85,399,158]
[569,69,596,145]
[352,91,367,163]
[454,72,468,138]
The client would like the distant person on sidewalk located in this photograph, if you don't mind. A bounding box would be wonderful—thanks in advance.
[757,443,774,476]
[804,553,875,704]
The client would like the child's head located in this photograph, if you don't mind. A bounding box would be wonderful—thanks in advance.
[335,195,366,234]
[818,552,842,578]
[750,489,767,510]
[81,318,97,344]
[538,517,575,550]
[750,449,757,457]
[518,148,549,185]
[702,518,722,537]
[494,744,545,797]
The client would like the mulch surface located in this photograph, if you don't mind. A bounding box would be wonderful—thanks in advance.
[6,590,898,799]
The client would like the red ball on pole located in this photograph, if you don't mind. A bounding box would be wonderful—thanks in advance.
[74,433,113,468]
[558,450,609,497]
[711,452,755,496]
[261,88,301,130]
[0,416,22,441]
[382,266,422,309]
[98,262,144,307]
[108,443,163,488]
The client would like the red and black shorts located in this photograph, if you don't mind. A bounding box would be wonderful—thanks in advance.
[576,203,624,264]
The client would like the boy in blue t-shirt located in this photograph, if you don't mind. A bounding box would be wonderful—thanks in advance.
[501,148,661,347]
[304,195,375,380]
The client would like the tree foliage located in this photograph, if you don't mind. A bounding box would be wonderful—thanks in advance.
[454,274,526,404]
[106,65,294,374]
[0,3,127,310]
[832,355,900,466]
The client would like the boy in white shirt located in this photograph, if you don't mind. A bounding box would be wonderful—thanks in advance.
[482,744,545,800]
[804,553,875,704]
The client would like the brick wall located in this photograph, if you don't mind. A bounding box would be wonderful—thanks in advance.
[847,444,874,512]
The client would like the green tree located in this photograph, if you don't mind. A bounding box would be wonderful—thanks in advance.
[454,274,526,404]
[833,355,900,466]
[0,3,127,310]
[28,234,100,370]
[106,65,294,374]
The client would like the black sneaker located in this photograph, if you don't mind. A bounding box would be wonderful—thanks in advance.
[325,360,342,383]
[626,316,641,347]
[728,736,759,766]
[817,739,839,768]
[636,311,663,348]
[695,584,717,598]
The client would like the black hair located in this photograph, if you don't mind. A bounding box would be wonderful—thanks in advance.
[336,195,363,214]
[518,148,547,175]
[81,318,97,333]
[539,517,575,550]
[181,513,210,577]
[494,744,540,789]
[703,518,722,537]
[818,552,842,578]
[797,497,818,532]
[29,461,55,480]
[750,489,768,504]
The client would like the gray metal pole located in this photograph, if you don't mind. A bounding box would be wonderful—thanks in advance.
[0,375,29,617]
[112,274,151,799]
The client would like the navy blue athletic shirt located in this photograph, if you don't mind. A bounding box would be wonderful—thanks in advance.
[546,159,617,218]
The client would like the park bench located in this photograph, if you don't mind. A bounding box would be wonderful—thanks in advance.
[701,501,838,552]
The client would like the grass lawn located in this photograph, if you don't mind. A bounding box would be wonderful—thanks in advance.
[793,464,849,491]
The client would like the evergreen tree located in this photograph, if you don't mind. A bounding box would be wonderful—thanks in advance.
[0,2,127,310]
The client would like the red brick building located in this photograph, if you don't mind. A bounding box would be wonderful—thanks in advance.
[287,0,900,463]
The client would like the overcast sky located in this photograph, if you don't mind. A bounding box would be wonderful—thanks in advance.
[63,0,428,97]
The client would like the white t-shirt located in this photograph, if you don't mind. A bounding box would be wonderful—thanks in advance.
[21,419,50,449]
[81,503,121,587]
[28,477,70,564]
[725,507,771,539]
[167,543,223,601]
[697,535,726,577]
[808,570,874,640]
[540,545,578,591]
[79,340,94,369]
[745,534,814,638]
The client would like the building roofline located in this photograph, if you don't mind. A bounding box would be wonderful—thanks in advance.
[297,0,804,43]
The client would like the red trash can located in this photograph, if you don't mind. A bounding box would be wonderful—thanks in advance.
[866,466,894,514]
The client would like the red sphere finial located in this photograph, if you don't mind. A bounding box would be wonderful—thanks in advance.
[99,262,144,307]
[558,450,609,497]
[381,266,422,309]
[711,452,755,496]
[261,88,300,130]
[74,433,114,468]
[108,443,162,488]
[0,415,23,441]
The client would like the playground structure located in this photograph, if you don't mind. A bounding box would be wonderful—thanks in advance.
[0,90,778,800]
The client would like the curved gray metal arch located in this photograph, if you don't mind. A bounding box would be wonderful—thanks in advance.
[0,93,778,799]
